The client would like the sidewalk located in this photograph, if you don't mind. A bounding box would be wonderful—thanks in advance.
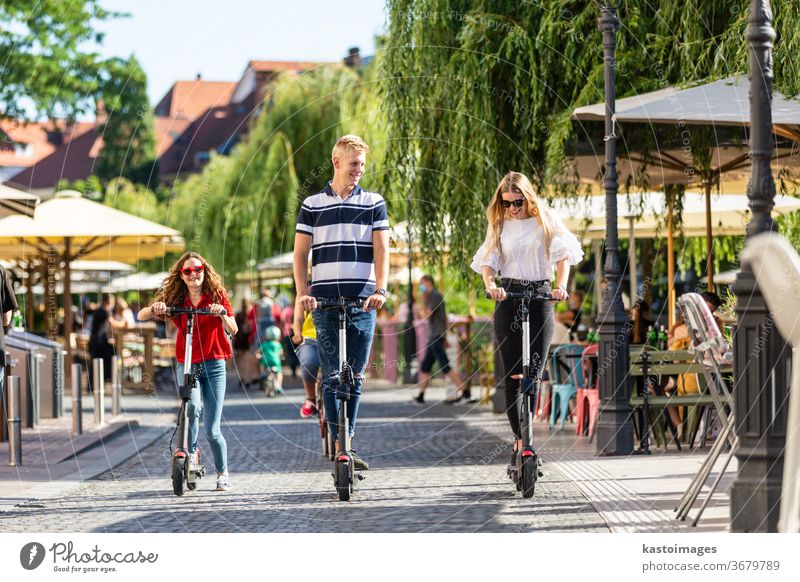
[406,381,733,533]
[0,377,733,532]
[0,387,178,512]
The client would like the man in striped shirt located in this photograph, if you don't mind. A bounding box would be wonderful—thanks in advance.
[293,135,390,470]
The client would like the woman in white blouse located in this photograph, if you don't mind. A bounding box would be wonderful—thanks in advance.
[470,172,583,456]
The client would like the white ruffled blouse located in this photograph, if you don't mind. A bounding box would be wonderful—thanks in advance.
[469,212,584,281]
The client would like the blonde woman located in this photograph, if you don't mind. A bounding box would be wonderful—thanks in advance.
[139,252,237,492]
[470,172,583,459]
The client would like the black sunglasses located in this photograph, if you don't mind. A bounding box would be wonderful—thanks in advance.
[501,198,525,209]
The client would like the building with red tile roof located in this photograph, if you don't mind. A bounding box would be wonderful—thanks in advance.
[3,122,100,198]
[3,58,335,193]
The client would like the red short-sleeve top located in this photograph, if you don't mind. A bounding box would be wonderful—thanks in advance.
[173,291,234,364]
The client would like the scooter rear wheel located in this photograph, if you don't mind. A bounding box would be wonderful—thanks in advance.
[335,460,351,501]
[172,457,186,496]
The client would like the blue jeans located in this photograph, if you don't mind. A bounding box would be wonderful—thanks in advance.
[312,306,376,441]
[296,340,320,384]
[175,359,228,474]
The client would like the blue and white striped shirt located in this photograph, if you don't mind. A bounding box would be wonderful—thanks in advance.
[296,182,390,298]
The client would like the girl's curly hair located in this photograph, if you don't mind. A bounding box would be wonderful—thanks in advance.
[153,252,226,307]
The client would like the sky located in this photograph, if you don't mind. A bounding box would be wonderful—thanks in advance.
[94,0,387,105]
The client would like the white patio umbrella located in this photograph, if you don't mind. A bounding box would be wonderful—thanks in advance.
[107,272,169,293]
[572,75,800,319]
[0,190,184,380]
[0,184,39,218]
[553,190,800,324]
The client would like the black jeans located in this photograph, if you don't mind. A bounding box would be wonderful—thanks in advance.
[420,335,451,374]
[494,280,554,439]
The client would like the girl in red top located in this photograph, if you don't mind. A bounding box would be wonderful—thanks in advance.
[139,252,238,492]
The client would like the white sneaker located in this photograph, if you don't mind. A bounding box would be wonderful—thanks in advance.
[188,451,199,471]
[215,474,231,491]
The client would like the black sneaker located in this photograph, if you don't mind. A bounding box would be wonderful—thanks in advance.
[350,450,370,471]
[410,393,425,405]
[452,393,473,406]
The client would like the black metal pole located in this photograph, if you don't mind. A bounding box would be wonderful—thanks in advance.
[730,0,790,532]
[403,204,416,384]
[595,2,633,456]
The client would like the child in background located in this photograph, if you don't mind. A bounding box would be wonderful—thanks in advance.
[258,325,284,394]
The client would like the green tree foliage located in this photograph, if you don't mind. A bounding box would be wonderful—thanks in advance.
[379,0,800,271]
[103,177,161,222]
[168,65,379,280]
[95,56,158,187]
[0,0,115,119]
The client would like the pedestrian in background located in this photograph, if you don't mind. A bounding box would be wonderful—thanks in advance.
[411,275,470,405]
[0,263,18,399]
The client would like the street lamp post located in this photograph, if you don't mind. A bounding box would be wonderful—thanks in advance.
[403,199,417,384]
[730,0,791,532]
[595,2,634,456]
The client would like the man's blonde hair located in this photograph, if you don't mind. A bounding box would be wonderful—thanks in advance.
[332,134,369,160]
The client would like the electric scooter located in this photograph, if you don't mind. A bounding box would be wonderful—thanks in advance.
[314,298,367,501]
[167,306,226,496]
[487,290,551,498]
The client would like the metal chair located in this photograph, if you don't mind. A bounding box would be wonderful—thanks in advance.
[575,343,600,438]
[549,343,584,430]
[675,293,735,525]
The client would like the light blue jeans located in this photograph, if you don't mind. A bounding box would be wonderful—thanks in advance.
[312,306,376,441]
[176,358,228,474]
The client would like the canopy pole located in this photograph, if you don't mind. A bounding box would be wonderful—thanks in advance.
[629,217,637,303]
[63,238,73,389]
[26,260,35,329]
[667,196,676,329]
[705,181,715,291]
[593,239,603,318]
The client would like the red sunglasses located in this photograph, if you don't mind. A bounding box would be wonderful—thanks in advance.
[181,265,205,276]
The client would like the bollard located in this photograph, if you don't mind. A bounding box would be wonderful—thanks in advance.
[92,358,105,426]
[71,364,82,435]
[111,356,122,416]
[7,376,22,466]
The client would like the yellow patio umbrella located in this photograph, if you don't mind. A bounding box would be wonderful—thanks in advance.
[0,190,185,381]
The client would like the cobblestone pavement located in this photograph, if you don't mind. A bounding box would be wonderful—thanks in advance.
[1,379,609,533]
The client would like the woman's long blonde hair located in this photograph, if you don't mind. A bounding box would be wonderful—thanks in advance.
[153,252,227,307]
[484,171,556,262]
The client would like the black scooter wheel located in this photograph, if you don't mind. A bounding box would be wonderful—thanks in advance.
[172,458,186,496]
[520,455,538,499]
[187,481,197,491]
[335,460,351,501]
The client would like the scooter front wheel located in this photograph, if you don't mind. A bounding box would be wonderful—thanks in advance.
[172,457,186,496]
[520,454,538,499]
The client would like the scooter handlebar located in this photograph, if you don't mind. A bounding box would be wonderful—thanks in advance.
[165,306,228,316]
[314,298,366,310]
[485,291,554,301]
